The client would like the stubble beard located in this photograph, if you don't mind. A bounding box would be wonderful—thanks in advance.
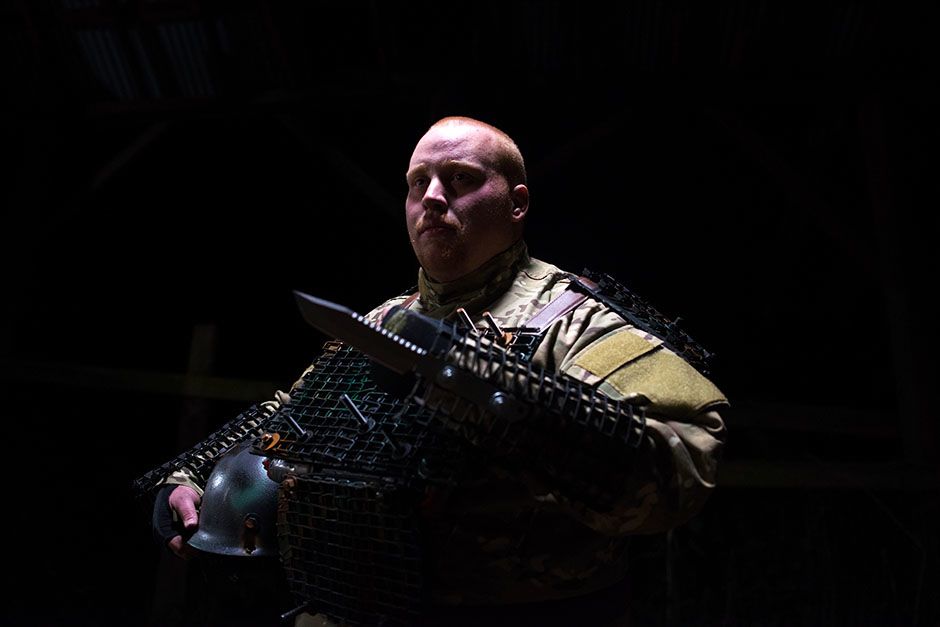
[416,235,469,281]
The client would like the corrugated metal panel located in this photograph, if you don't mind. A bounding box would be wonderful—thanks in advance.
[157,20,215,98]
[101,28,137,100]
[829,4,863,59]
[623,1,665,68]
[127,27,163,99]
[159,23,195,97]
[76,28,139,101]
[182,20,213,96]
[213,16,232,55]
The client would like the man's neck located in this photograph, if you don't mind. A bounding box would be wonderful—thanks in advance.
[417,239,528,319]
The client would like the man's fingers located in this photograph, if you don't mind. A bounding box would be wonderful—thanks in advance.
[260,401,277,417]
[168,485,201,531]
[168,535,195,560]
[261,391,292,417]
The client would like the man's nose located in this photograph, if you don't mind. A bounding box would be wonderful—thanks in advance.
[422,177,447,212]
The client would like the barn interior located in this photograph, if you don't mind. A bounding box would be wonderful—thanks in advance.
[2,2,938,625]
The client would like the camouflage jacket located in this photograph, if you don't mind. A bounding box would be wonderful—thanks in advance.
[354,239,728,606]
[159,238,727,614]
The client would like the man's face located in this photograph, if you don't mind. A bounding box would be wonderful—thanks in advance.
[405,123,523,282]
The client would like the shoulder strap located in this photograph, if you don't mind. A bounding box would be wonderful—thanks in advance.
[572,270,714,374]
[523,275,591,331]
[399,276,588,332]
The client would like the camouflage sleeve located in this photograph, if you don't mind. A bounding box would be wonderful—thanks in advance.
[136,293,411,497]
[547,407,725,535]
[541,303,728,535]
[133,397,283,497]
[160,468,205,497]
[394,296,725,537]
[365,294,412,323]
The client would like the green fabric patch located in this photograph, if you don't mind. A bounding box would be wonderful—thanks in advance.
[572,328,659,379]
[605,350,728,419]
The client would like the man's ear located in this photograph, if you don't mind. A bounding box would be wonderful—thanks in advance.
[509,184,529,222]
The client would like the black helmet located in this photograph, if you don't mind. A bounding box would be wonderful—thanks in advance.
[187,441,279,557]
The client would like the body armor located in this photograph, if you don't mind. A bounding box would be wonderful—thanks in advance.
[256,340,468,624]
[136,245,728,626]
[256,303,650,625]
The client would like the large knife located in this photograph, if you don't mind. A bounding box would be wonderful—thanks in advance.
[293,290,429,375]
[292,290,528,421]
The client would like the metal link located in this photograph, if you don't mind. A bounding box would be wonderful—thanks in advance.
[132,403,271,496]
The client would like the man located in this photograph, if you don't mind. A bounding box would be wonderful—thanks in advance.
[146,116,727,625]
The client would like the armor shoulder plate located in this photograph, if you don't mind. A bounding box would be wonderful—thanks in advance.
[574,269,715,375]
[597,348,728,420]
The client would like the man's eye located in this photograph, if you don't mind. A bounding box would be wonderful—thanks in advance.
[452,172,472,183]
[412,178,428,188]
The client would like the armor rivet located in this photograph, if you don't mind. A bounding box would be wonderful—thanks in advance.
[260,432,281,451]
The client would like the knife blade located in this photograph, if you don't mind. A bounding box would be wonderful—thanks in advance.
[293,290,428,374]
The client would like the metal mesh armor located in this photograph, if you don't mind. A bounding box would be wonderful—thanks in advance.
[133,403,270,496]
[258,340,472,625]
[257,320,647,625]
[576,270,714,374]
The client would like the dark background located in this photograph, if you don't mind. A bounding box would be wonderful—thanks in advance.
[2,1,938,625]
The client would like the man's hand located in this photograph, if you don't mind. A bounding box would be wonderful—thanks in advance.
[260,389,292,417]
[153,484,201,559]
[168,485,200,558]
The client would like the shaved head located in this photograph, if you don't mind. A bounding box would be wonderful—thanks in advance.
[428,117,527,188]
[405,116,530,282]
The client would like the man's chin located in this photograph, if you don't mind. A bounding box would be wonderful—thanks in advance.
[418,238,458,259]
[416,245,470,281]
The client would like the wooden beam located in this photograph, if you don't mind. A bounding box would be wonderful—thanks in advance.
[9,361,279,401]
[90,121,172,190]
[858,99,933,466]
[277,113,401,220]
[724,400,895,438]
[527,112,630,182]
[6,361,904,440]
[9,361,936,490]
